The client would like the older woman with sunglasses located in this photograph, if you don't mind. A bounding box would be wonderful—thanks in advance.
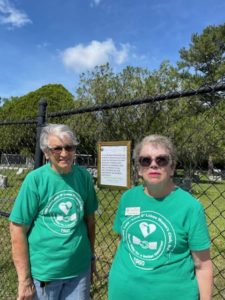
[108,134,213,300]
[9,124,98,300]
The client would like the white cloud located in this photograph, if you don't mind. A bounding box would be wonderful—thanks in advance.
[61,39,130,73]
[90,0,102,7]
[0,0,31,28]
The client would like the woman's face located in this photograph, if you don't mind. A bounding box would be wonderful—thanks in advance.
[138,143,175,187]
[44,134,75,174]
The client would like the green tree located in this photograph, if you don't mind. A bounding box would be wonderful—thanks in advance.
[176,24,225,171]
[75,64,152,143]
[178,24,225,87]
[75,62,183,147]
[0,84,75,157]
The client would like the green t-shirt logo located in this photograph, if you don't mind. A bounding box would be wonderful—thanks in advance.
[122,210,176,270]
[42,190,84,236]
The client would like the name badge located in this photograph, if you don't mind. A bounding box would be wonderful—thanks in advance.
[125,207,140,216]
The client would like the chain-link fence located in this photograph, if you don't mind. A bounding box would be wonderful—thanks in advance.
[0,83,225,299]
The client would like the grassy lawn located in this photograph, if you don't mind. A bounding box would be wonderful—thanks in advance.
[0,169,224,299]
[192,179,225,300]
[0,218,17,300]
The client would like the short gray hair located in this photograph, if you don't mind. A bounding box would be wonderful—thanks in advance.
[40,124,79,152]
[133,134,177,166]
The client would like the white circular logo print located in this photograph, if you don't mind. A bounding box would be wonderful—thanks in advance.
[42,190,83,236]
[122,210,176,270]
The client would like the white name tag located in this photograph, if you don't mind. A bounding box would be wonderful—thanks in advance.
[125,207,140,216]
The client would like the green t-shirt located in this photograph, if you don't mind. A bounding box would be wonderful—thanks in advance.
[108,185,210,300]
[9,163,98,281]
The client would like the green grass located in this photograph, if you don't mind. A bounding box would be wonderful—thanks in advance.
[0,168,31,299]
[192,180,225,299]
[1,171,225,299]
[0,218,17,299]
[0,168,30,212]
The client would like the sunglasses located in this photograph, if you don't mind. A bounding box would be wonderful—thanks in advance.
[47,145,76,154]
[139,155,170,167]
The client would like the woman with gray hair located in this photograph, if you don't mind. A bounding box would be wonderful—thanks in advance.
[9,124,98,300]
[108,134,213,300]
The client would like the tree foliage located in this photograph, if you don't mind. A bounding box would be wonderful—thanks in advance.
[176,24,225,168]
[0,84,75,156]
[178,24,225,84]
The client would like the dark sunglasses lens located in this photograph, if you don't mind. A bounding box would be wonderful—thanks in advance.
[139,157,152,167]
[64,145,75,152]
[155,156,169,166]
[139,156,170,167]
[53,147,63,152]
[49,145,75,153]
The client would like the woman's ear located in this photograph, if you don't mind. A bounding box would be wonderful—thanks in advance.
[44,151,49,160]
[170,162,176,177]
[138,166,143,177]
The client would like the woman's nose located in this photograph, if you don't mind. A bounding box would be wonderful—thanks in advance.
[149,159,158,168]
[60,148,69,155]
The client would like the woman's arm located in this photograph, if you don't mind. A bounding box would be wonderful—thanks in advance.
[10,222,35,300]
[191,249,213,300]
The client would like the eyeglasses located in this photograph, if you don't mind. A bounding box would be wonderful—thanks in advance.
[47,145,76,154]
[139,155,170,167]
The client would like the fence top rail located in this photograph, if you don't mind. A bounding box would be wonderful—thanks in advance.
[47,82,225,117]
[0,119,37,126]
[0,82,224,123]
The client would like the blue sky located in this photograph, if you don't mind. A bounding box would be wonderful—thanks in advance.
[0,0,224,99]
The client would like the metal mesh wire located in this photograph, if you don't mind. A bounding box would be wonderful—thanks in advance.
[0,83,224,299]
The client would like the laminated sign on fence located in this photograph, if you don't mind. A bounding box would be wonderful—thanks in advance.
[97,141,131,189]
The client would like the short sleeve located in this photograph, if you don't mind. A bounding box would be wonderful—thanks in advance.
[9,174,39,225]
[188,203,211,251]
[84,172,98,215]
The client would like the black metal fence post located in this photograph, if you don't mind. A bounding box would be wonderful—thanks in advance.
[34,98,47,169]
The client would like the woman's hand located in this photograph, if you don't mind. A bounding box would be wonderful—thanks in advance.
[91,257,99,283]
[17,279,35,300]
